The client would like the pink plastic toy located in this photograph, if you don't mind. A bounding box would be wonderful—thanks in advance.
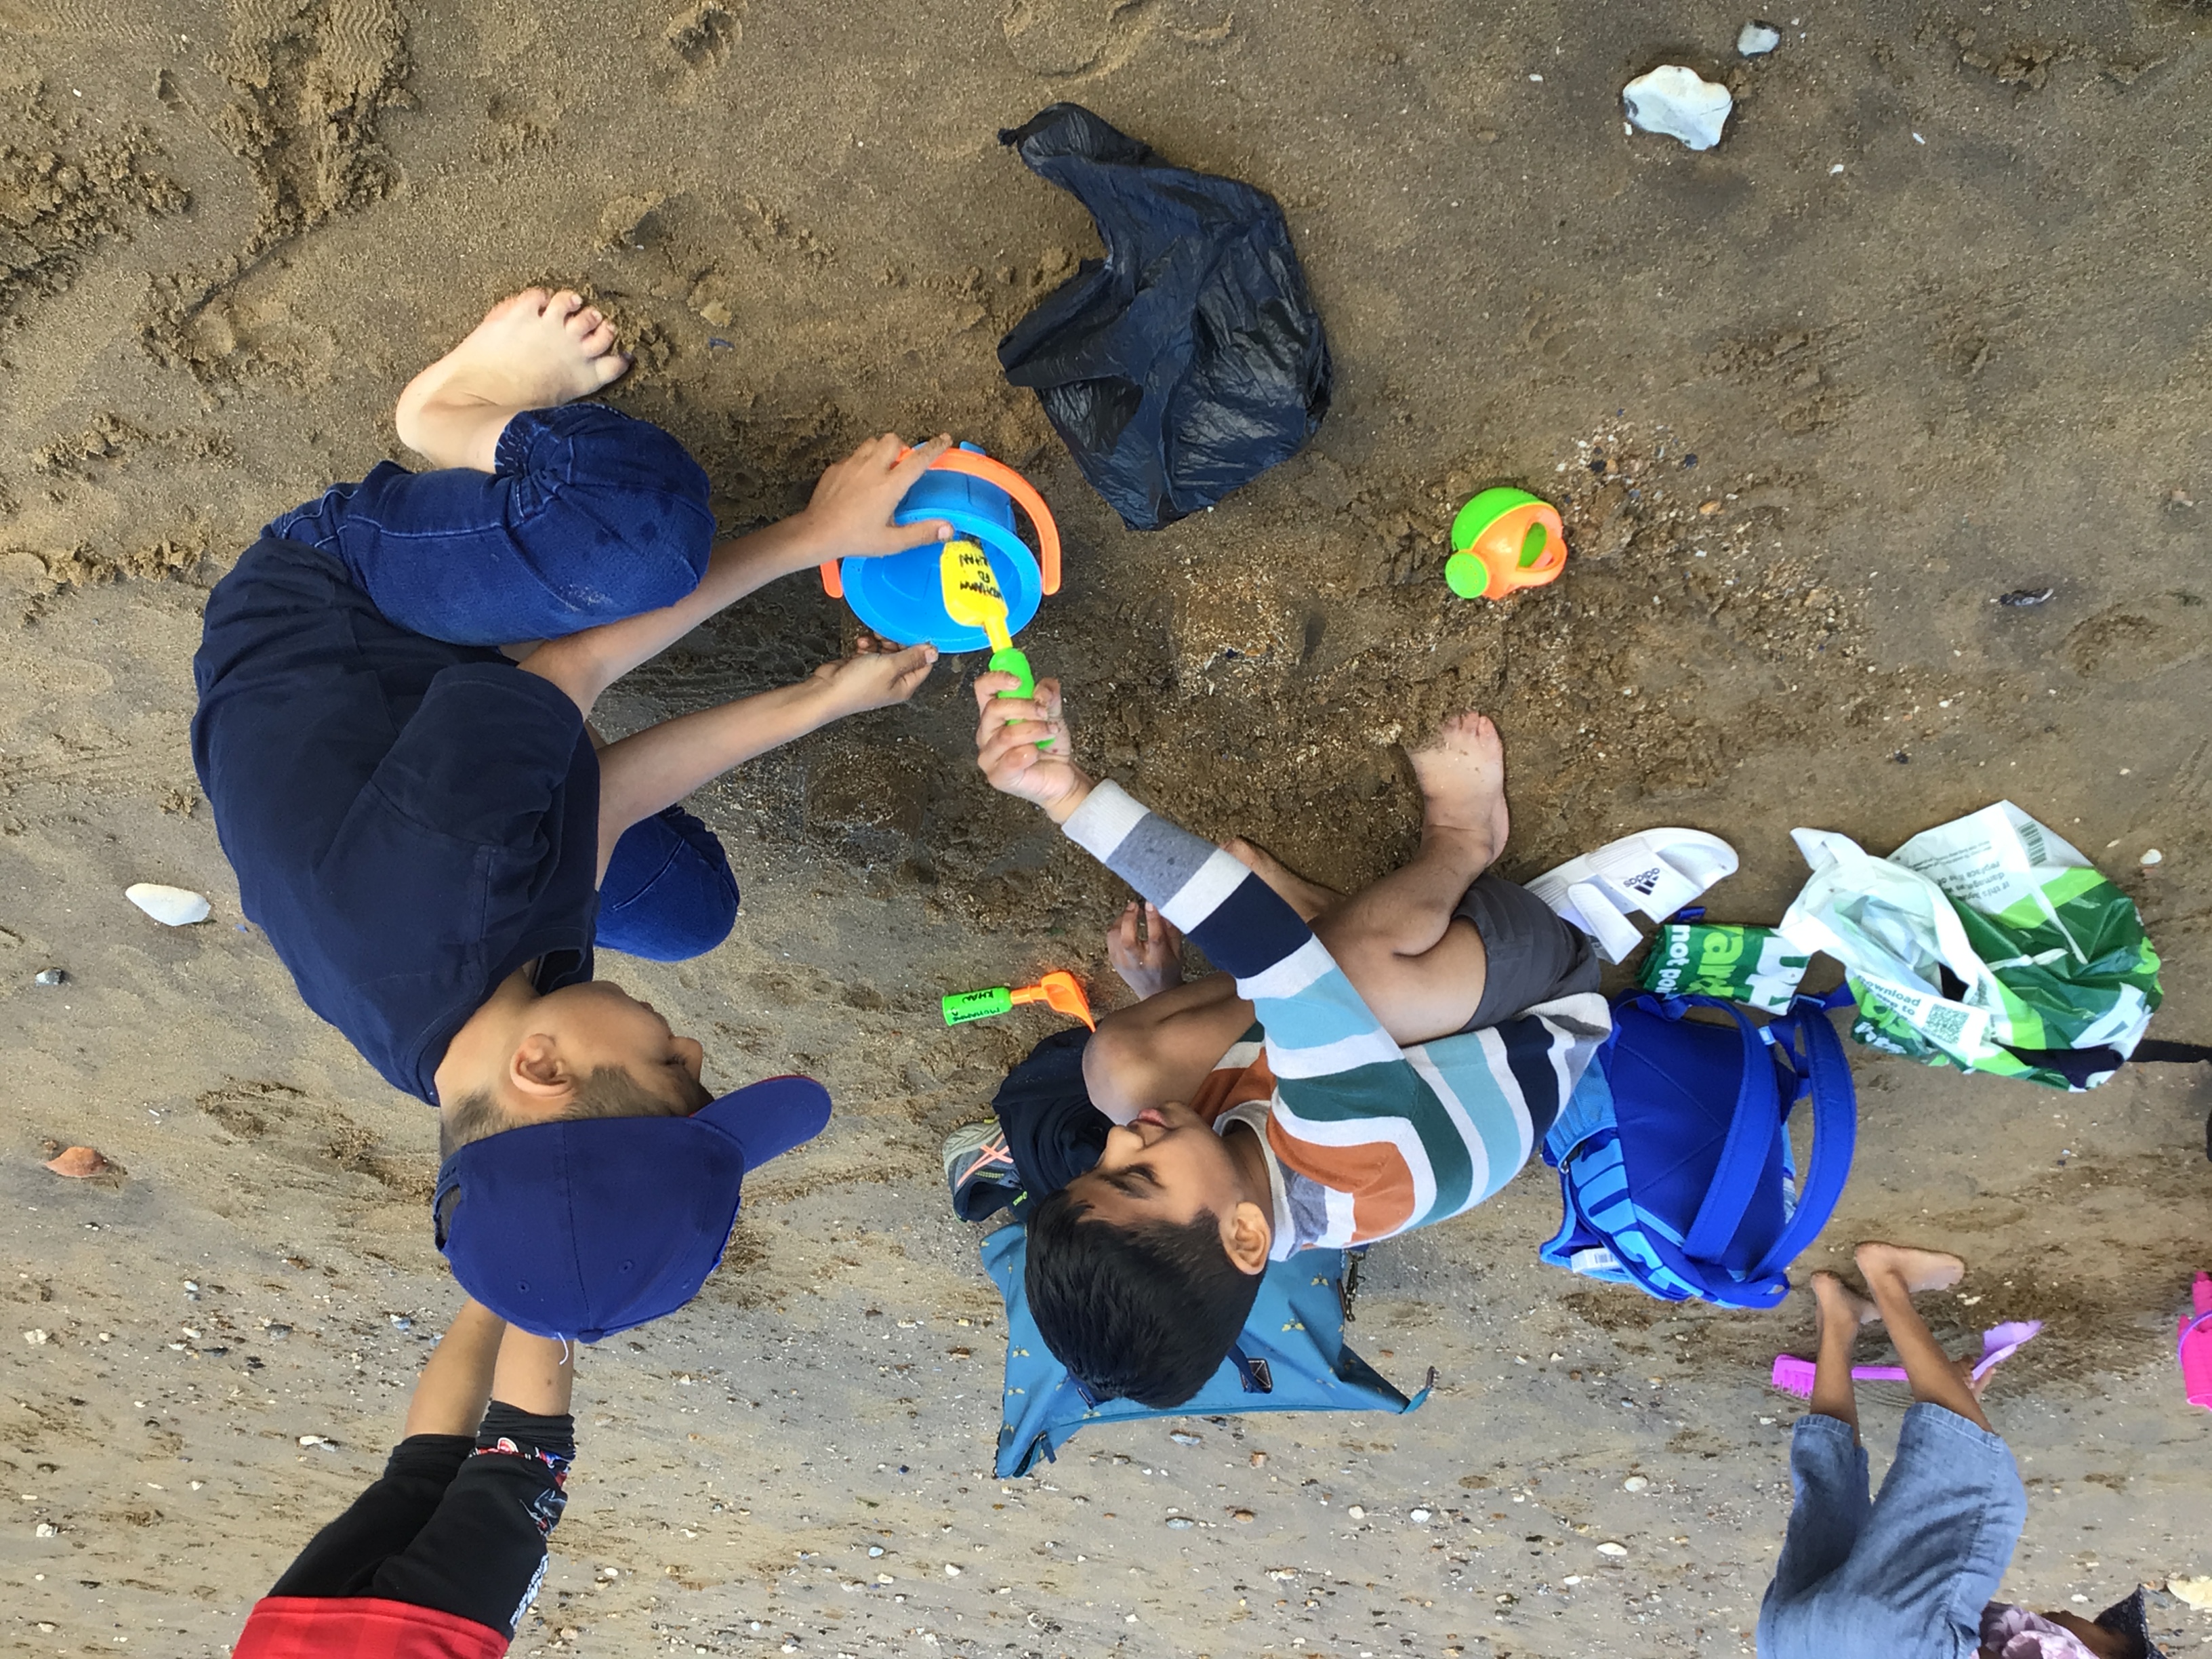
[2179,1272,2212,1411]
[1769,1320,2043,1398]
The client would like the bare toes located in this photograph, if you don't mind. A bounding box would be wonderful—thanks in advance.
[502,287,550,319]
[571,305,603,335]
[546,289,586,319]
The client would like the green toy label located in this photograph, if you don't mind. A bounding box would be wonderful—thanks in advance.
[1639,924,1810,1014]
[942,987,1015,1025]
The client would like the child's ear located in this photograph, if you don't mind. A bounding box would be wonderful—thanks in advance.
[508,1032,575,1103]
[1223,1200,1271,1276]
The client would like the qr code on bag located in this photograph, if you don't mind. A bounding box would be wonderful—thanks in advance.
[1921,1004,1969,1044]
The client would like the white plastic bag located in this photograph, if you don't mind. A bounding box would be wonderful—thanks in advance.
[1778,802,2160,1090]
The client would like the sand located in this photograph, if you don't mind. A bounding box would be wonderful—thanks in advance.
[4,0,2212,1654]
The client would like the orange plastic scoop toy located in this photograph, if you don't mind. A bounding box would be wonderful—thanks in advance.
[941,970,1094,1030]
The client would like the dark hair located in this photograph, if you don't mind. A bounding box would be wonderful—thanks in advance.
[1023,1186,1263,1408]
[438,1065,712,1160]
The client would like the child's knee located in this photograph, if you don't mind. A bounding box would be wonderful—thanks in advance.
[1081,1019,1164,1120]
[596,810,739,963]
[500,407,716,615]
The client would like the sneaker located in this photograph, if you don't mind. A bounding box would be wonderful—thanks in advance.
[943,1120,1023,1222]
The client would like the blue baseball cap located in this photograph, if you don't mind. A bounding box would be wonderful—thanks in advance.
[433,1075,831,1340]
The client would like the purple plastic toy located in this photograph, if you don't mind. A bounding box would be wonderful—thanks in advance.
[1769,1320,2043,1398]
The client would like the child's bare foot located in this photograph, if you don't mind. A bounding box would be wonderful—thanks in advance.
[1225,837,1341,922]
[1810,1269,1880,1336]
[395,289,629,473]
[1853,1242,1966,1296]
[1408,711,1509,867]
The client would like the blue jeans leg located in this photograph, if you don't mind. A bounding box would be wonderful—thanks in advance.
[268,404,715,646]
[596,805,740,963]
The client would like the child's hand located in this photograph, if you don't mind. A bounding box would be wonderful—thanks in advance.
[808,632,938,717]
[974,672,1091,821]
[1107,901,1185,1000]
[801,433,956,558]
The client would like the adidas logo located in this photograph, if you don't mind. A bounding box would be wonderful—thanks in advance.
[1620,865,1666,897]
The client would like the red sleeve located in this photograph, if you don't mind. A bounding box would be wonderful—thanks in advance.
[233,1597,511,1659]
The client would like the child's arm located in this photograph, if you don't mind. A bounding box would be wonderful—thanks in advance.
[974,675,1411,1088]
[402,1298,508,1439]
[590,635,934,882]
[1084,970,1255,1122]
[520,434,955,718]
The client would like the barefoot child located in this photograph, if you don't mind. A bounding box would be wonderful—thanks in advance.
[232,1299,577,1657]
[970,678,1610,1406]
[194,289,952,1336]
[1761,1245,2163,1659]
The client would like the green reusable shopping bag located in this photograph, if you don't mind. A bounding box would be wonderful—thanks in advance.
[1778,802,2161,1091]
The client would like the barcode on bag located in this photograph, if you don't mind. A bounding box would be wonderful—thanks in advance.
[1922,1004,1969,1044]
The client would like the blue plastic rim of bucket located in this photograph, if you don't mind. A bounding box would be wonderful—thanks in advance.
[839,444,1044,651]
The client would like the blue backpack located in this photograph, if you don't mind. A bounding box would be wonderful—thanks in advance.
[1538,988,1856,1309]
[982,1222,1428,1479]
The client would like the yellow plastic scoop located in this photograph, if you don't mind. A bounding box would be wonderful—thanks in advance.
[940,541,1034,695]
[942,540,1052,750]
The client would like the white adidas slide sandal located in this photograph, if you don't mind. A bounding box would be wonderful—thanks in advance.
[1525,829,1740,963]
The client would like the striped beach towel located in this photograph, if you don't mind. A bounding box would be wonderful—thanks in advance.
[1063,781,1611,1256]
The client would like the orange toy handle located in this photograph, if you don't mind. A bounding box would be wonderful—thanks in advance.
[1482,503,1568,592]
[818,449,1060,600]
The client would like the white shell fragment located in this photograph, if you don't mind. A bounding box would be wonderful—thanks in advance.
[1623,64,1734,151]
[1738,22,1782,56]
[2139,849,2163,866]
[125,882,212,926]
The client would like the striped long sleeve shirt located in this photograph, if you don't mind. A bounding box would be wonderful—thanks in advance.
[1063,781,1610,1258]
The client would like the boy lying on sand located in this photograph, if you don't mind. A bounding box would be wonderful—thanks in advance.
[968,674,1610,1406]
[194,289,945,1337]
[231,1300,576,1658]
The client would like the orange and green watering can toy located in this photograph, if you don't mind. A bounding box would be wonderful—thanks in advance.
[1444,487,1570,600]
[941,970,1094,1031]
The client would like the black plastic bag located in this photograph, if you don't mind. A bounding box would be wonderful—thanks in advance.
[996,104,1331,531]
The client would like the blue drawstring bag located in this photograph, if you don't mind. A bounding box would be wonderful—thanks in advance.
[983,1223,1426,1479]
[1538,989,1857,1309]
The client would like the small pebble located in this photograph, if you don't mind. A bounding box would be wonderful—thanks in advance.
[34,968,66,986]
[35,1521,58,1537]
[1231,1509,1255,1523]
[1597,1542,1629,1557]
[298,1435,325,1447]
[125,882,211,926]
[1166,1516,1195,1530]
[1738,20,1782,54]
[1249,1451,1267,1467]
[1346,1504,1366,1519]
[1410,1508,1432,1523]
[1622,1476,1650,1493]
[868,1545,884,1557]
[1169,1431,1202,1445]
[1996,587,2054,607]
[1622,64,1733,150]
[943,1563,962,1576]
[2140,849,2163,866]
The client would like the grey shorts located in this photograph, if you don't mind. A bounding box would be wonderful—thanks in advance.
[1757,1406,2027,1659]
[1455,873,1601,1029]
